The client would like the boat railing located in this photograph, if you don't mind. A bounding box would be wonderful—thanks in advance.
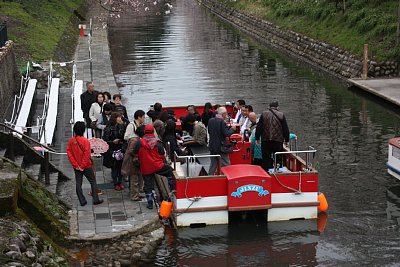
[274,148,317,173]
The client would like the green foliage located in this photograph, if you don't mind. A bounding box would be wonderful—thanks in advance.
[226,0,400,60]
[0,0,84,65]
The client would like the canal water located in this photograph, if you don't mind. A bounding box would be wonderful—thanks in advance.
[108,0,400,265]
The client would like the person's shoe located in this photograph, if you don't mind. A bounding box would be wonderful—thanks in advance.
[80,201,87,207]
[119,184,125,190]
[147,201,153,209]
[114,185,121,191]
[93,200,104,205]
[88,189,104,196]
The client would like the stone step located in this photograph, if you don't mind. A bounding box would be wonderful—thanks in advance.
[0,148,6,157]
[24,163,42,180]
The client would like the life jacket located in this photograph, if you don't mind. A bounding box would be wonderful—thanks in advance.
[138,136,165,175]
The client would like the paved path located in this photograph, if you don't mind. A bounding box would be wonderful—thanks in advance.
[74,3,119,95]
[52,2,159,240]
[348,78,400,106]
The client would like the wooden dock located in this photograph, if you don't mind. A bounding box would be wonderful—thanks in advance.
[348,78,400,106]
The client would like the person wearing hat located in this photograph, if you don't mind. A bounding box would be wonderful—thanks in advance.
[133,124,175,209]
[255,100,290,171]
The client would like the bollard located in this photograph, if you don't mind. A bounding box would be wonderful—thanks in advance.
[79,25,84,37]
[362,44,368,80]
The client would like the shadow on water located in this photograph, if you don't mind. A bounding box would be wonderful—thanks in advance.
[386,185,400,227]
[150,211,327,266]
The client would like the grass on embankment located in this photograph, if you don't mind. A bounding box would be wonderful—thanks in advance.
[0,0,85,68]
[222,0,400,61]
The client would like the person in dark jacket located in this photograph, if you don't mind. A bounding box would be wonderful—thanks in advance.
[208,107,236,175]
[133,124,175,209]
[163,119,186,162]
[147,102,163,122]
[112,94,129,122]
[181,105,201,135]
[67,121,103,206]
[96,103,113,134]
[255,100,290,171]
[80,82,98,127]
[201,102,214,127]
[103,112,127,190]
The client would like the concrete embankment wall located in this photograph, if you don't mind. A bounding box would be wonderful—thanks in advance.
[199,0,399,79]
[0,41,19,121]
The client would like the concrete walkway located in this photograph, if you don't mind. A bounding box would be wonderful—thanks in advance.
[52,2,159,240]
[348,78,400,106]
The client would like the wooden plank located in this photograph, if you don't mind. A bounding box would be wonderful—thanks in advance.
[14,79,37,135]
[40,78,60,145]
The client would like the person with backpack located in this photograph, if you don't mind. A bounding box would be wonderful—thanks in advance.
[255,100,290,171]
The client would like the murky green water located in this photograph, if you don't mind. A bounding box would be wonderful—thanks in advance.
[108,0,400,265]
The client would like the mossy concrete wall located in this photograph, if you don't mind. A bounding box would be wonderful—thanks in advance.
[199,0,399,79]
[0,41,19,121]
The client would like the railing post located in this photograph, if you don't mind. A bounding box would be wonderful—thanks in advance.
[44,150,50,185]
[8,132,15,161]
[362,44,368,80]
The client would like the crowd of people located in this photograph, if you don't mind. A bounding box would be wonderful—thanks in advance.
[67,81,290,209]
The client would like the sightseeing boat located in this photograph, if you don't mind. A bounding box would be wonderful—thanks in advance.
[155,103,327,227]
[387,137,400,181]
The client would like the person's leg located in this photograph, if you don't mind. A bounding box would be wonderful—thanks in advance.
[74,169,86,206]
[138,171,144,194]
[83,168,101,203]
[208,152,218,175]
[130,173,140,200]
[115,160,123,187]
[111,165,118,187]
[261,141,273,172]
[220,153,231,167]
[143,174,155,209]
[270,141,284,169]
[156,164,176,191]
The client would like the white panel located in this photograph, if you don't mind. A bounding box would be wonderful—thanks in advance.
[176,210,228,227]
[40,78,59,145]
[388,169,400,181]
[268,207,318,221]
[73,80,84,123]
[271,192,318,204]
[175,196,227,210]
[14,79,37,135]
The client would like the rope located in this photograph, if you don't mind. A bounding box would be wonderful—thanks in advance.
[175,175,202,217]
[271,171,302,194]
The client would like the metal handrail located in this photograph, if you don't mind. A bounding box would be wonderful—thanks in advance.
[274,149,317,172]
[0,122,55,152]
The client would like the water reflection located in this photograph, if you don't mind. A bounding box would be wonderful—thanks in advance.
[386,185,400,226]
[155,213,321,266]
[108,0,400,265]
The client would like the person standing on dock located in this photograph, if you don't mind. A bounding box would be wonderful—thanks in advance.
[66,121,103,206]
[255,100,290,171]
[208,107,236,175]
[80,82,98,127]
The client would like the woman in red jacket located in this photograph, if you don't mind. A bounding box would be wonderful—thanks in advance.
[67,121,103,206]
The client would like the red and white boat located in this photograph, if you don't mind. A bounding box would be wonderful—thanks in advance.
[157,103,327,227]
[387,137,400,180]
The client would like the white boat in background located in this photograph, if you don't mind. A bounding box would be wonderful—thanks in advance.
[387,137,400,180]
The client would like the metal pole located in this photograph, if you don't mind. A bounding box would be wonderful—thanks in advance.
[89,18,93,82]
[44,150,50,185]
[397,0,400,45]
[362,44,368,80]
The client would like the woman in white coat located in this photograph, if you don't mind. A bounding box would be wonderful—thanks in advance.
[89,92,104,137]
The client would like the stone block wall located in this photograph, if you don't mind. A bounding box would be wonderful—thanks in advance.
[200,0,399,79]
[0,41,19,121]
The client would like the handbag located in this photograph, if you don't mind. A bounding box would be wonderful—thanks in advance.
[112,149,124,161]
[90,120,97,129]
[182,158,204,177]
